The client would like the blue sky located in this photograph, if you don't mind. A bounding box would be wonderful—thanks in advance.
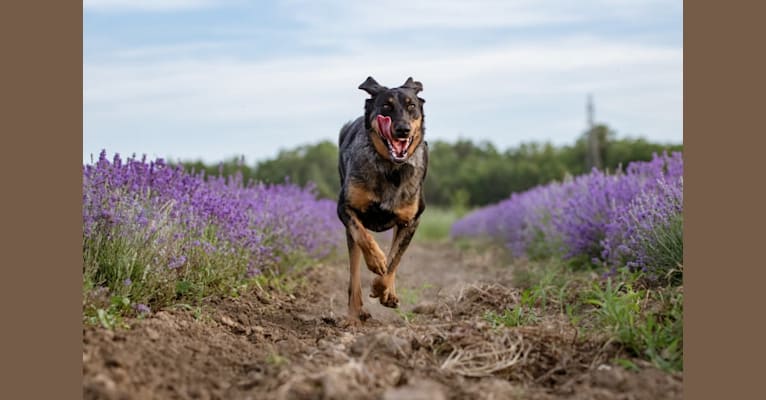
[84,0,683,164]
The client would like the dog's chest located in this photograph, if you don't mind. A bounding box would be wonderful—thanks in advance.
[369,167,419,210]
[348,164,421,232]
[356,181,417,232]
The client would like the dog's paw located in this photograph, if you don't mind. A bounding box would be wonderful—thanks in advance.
[370,276,400,309]
[340,309,371,328]
[364,248,388,276]
[380,292,400,308]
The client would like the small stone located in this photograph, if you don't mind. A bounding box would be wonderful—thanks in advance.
[597,364,612,371]
[220,315,237,327]
[92,373,116,392]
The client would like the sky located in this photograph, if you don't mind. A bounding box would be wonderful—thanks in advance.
[83,0,683,164]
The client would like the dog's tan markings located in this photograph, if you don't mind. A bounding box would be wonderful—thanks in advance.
[406,117,423,157]
[344,242,371,324]
[346,183,377,212]
[369,118,390,159]
[395,200,419,224]
[347,213,387,275]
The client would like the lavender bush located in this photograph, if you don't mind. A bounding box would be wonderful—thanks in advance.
[83,151,343,313]
[451,152,683,279]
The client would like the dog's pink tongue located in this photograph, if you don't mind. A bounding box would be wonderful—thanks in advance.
[377,115,392,140]
[391,138,407,156]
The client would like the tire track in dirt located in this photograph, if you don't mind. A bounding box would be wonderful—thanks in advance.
[83,241,681,400]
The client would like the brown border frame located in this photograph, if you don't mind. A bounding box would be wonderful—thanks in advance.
[1,1,82,399]
[684,1,766,399]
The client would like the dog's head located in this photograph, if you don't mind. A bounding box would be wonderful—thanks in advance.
[359,76,425,164]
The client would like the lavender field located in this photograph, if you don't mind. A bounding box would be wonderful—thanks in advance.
[83,150,684,321]
[83,151,343,320]
[451,152,683,282]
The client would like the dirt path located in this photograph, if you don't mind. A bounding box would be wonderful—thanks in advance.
[83,241,682,400]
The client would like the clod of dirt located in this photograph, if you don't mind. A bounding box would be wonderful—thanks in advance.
[277,360,375,400]
[145,327,160,341]
[220,315,237,327]
[553,365,683,400]
[463,378,523,400]
[412,301,437,314]
[350,331,411,359]
[382,379,447,400]
[293,312,314,323]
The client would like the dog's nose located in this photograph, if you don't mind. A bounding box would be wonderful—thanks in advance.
[394,124,411,138]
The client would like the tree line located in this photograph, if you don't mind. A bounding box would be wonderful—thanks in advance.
[180,124,682,208]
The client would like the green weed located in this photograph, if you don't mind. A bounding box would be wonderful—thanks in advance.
[585,277,683,372]
[484,306,539,328]
[509,256,682,372]
[266,351,288,366]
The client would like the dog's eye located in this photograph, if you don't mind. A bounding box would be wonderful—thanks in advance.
[407,104,416,110]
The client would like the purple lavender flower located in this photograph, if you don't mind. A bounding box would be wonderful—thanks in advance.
[451,152,683,274]
[168,255,187,270]
[83,150,345,298]
[134,303,151,314]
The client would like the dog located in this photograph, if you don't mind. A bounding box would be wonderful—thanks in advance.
[337,76,428,324]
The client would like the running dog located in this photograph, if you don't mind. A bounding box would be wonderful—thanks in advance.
[337,76,428,324]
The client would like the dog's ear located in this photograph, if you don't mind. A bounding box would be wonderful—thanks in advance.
[359,76,387,96]
[400,77,423,94]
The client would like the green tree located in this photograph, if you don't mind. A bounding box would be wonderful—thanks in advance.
[178,126,682,208]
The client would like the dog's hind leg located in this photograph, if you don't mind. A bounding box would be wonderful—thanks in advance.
[370,219,420,308]
[345,231,371,324]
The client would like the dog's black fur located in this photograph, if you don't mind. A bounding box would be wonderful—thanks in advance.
[337,77,428,323]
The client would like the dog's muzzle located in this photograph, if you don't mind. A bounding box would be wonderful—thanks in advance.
[377,115,413,163]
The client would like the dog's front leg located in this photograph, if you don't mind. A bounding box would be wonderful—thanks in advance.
[371,219,420,308]
[344,231,371,323]
[339,206,388,276]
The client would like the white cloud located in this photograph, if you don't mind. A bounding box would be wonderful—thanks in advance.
[281,0,580,31]
[85,36,680,119]
[84,36,681,162]
[279,0,680,32]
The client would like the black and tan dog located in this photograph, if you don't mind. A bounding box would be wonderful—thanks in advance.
[337,76,428,324]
